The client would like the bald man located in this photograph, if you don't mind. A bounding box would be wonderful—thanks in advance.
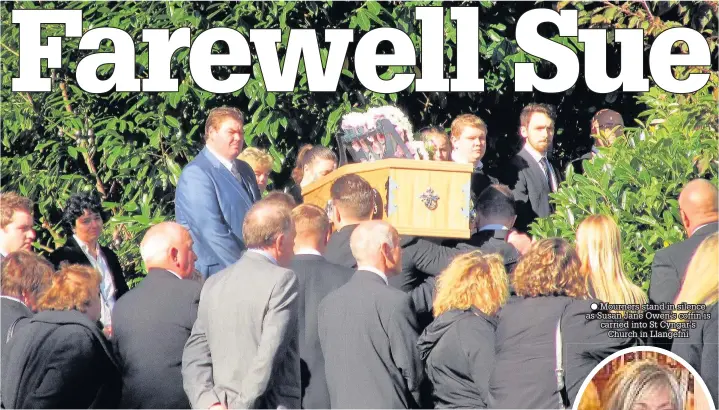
[111,222,200,409]
[649,179,719,305]
[318,221,424,409]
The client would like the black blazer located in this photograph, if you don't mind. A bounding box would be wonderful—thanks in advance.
[648,222,718,304]
[49,236,129,299]
[325,224,459,292]
[672,303,718,406]
[290,254,354,409]
[1,309,121,409]
[471,168,499,200]
[500,147,561,233]
[489,296,637,409]
[318,270,424,409]
[568,152,594,176]
[1,297,34,381]
[454,229,520,274]
[111,269,201,409]
[417,307,496,409]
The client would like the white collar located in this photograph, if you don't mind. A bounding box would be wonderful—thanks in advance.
[295,248,322,257]
[248,248,278,266]
[523,143,547,164]
[1,295,29,309]
[357,265,389,285]
[478,224,509,232]
[0,248,7,257]
[73,234,100,255]
[206,145,234,172]
[452,151,483,171]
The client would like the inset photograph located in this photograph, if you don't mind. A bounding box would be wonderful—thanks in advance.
[576,347,716,410]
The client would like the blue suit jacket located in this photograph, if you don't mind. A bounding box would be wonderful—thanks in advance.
[175,147,260,278]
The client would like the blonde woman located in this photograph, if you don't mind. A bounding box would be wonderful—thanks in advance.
[672,233,718,406]
[489,238,638,409]
[238,147,273,194]
[576,215,648,306]
[602,359,684,410]
[417,251,509,408]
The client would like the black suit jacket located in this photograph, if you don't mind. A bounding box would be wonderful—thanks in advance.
[325,225,459,292]
[649,222,719,304]
[672,303,718,406]
[1,297,34,386]
[455,229,520,274]
[111,268,201,408]
[471,168,499,200]
[290,254,354,409]
[568,152,594,176]
[500,147,561,233]
[49,236,129,299]
[318,270,424,409]
[2,310,121,409]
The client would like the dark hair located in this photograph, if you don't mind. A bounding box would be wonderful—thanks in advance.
[303,146,337,171]
[476,184,516,220]
[291,144,314,184]
[330,174,374,220]
[263,191,297,210]
[519,103,556,128]
[61,191,104,235]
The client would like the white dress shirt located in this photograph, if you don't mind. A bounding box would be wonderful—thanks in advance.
[357,265,389,285]
[295,248,322,256]
[524,143,558,192]
[73,235,116,327]
[478,224,509,233]
[452,151,483,171]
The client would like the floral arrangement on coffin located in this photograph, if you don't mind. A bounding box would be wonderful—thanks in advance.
[338,105,426,163]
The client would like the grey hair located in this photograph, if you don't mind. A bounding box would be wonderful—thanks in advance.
[602,359,684,410]
[350,221,397,264]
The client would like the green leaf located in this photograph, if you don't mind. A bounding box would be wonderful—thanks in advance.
[165,116,181,128]
[266,93,276,108]
[68,146,78,160]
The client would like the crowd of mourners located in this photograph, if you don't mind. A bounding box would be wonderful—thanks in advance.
[1,103,716,410]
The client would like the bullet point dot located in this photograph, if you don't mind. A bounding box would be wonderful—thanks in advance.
[591,303,598,311]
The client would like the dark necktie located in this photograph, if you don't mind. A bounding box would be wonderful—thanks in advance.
[231,162,254,200]
[540,157,557,192]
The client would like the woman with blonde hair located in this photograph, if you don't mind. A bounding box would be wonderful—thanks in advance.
[490,238,638,409]
[238,147,273,194]
[672,233,718,406]
[2,264,121,408]
[602,359,684,410]
[417,251,509,408]
[576,214,647,306]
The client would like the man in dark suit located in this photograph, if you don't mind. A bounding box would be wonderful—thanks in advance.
[323,174,459,315]
[183,199,300,410]
[1,251,53,360]
[0,192,36,261]
[319,221,424,408]
[289,204,353,409]
[649,179,718,304]
[175,107,261,279]
[500,103,561,233]
[111,222,201,409]
[569,109,625,175]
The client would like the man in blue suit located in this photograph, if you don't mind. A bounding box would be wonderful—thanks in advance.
[175,107,261,279]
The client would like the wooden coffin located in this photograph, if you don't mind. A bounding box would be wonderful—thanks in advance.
[301,159,474,239]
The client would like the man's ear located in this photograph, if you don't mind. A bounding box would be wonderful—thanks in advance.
[323,228,332,246]
[275,233,285,250]
[332,203,342,225]
[680,209,691,234]
[519,126,528,139]
[509,215,517,230]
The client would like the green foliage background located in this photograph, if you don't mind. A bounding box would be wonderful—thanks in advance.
[1,1,717,285]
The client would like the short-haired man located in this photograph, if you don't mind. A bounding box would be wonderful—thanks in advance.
[500,103,561,233]
[183,199,300,410]
[111,222,201,409]
[649,179,719,304]
[318,221,424,408]
[450,114,498,199]
[324,174,459,316]
[570,109,625,175]
[289,204,353,409]
[1,251,53,350]
[0,192,36,260]
[285,146,338,204]
[263,190,298,210]
[175,107,261,279]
